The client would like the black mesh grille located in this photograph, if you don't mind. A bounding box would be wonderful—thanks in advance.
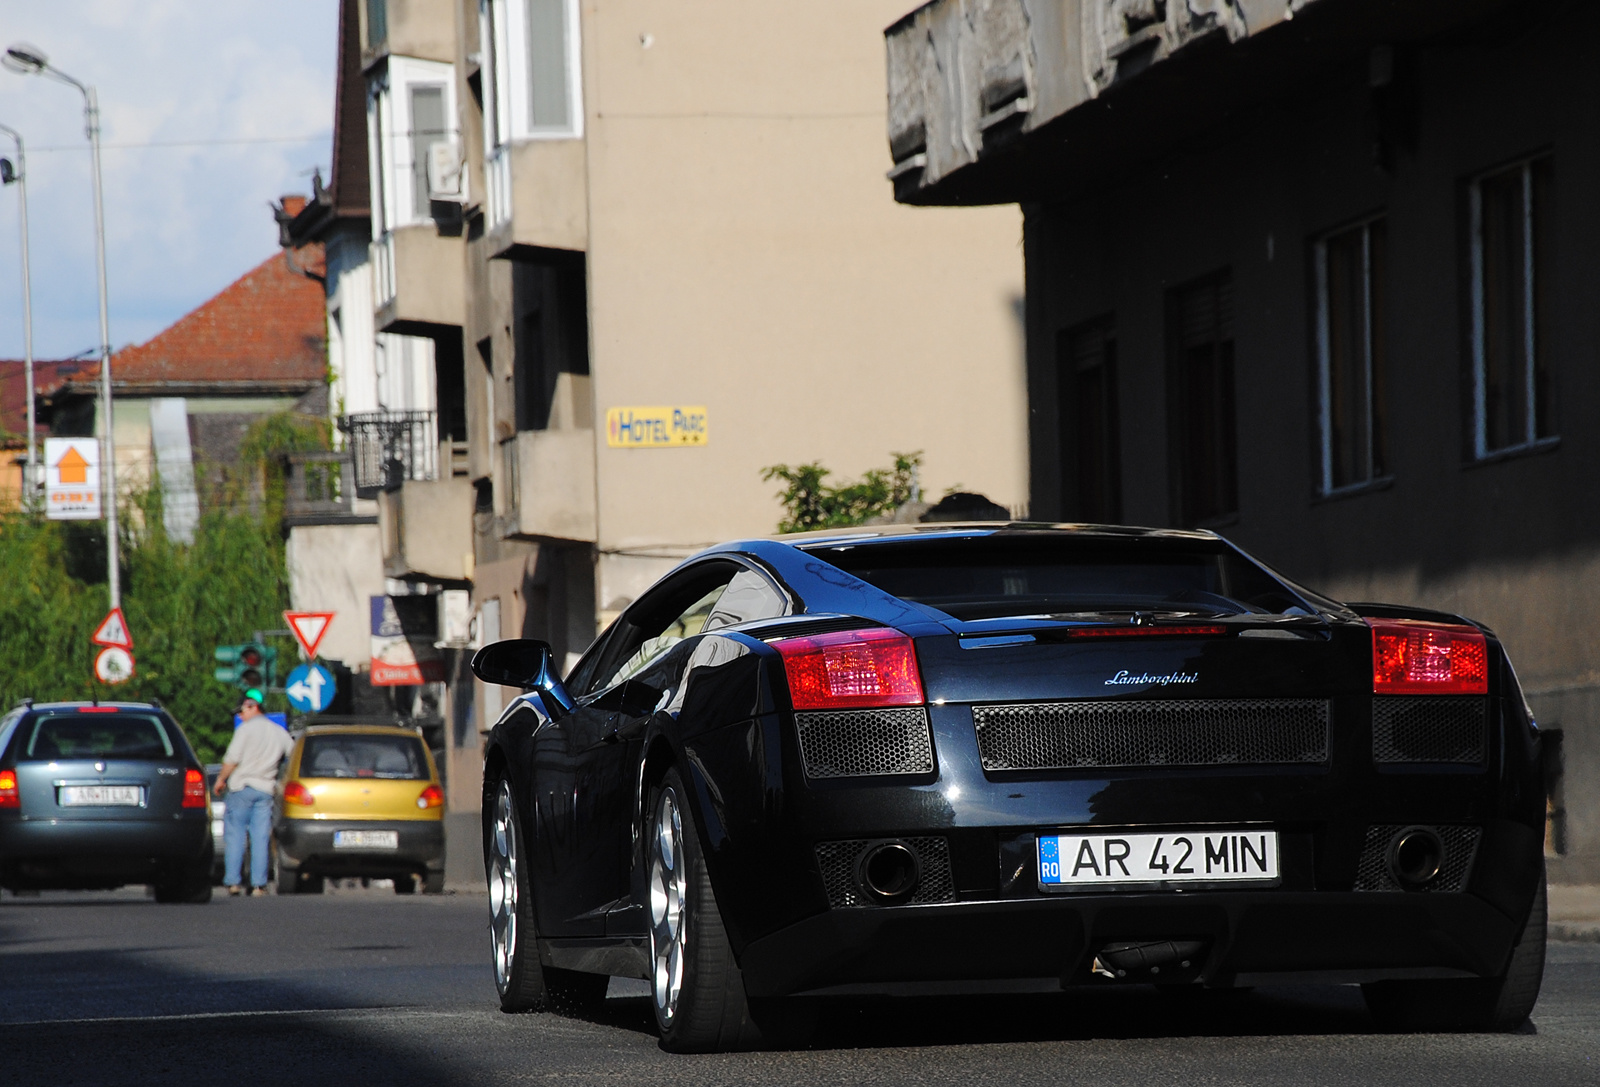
[971,699,1329,771]
[1353,825,1481,892]
[1372,697,1487,764]
[795,707,934,778]
[814,837,955,909]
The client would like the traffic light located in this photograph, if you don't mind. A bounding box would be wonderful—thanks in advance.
[213,643,278,690]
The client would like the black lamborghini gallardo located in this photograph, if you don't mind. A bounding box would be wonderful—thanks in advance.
[474,524,1545,1051]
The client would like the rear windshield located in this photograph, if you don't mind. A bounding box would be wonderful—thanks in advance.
[809,536,1315,620]
[300,734,428,780]
[20,714,175,761]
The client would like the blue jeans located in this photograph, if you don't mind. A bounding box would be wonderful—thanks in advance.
[223,786,274,888]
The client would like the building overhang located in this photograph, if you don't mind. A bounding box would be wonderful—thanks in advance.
[884,0,1532,208]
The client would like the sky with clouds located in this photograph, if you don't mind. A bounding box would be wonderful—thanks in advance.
[0,0,336,362]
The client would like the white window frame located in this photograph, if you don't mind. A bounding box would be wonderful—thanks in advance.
[1469,155,1550,460]
[479,0,583,152]
[1314,215,1385,495]
[367,57,459,235]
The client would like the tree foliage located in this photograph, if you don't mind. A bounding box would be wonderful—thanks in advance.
[761,451,922,533]
[0,412,328,760]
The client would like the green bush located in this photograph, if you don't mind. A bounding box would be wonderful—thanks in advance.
[762,451,921,533]
[0,412,325,760]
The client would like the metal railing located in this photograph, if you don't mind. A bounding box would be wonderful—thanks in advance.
[284,451,358,523]
[338,410,438,496]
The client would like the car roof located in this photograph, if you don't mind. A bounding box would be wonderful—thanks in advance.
[298,723,425,737]
[772,521,1221,548]
[17,701,163,713]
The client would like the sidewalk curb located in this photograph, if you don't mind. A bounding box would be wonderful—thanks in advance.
[1550,921,1600,943]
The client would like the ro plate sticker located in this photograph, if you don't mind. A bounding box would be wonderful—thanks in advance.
[1039,830,1279,887]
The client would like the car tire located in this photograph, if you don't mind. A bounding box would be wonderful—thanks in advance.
[648,768,771,1053]
[486,775,610,1014]
[1363,865,1546,1032]
[394,874,417,895]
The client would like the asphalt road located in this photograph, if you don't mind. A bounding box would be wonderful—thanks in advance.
[4,886,1599,1086]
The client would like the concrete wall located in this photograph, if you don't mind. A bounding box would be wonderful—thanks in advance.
[1019,11,1600,876]
[581,0,1029,560]
[286,522,386,669]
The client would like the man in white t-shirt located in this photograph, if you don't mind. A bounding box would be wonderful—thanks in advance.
[213,690,294,896]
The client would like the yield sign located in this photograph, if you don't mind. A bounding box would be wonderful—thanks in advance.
[284,611,334,659]
[91,607,133,649]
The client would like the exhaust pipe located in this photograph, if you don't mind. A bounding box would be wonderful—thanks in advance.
[1388,826,1444,889]
[856,840,921,904]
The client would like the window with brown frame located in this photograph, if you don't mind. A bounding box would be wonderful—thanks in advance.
[1314,217,1389,493]
[1056,317,1121,524]
[1168,273,1238,526]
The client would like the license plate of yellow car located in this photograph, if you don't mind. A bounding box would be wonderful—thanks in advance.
[333,830,399,849]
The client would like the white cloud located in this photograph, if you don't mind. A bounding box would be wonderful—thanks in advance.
[0,0,337,359]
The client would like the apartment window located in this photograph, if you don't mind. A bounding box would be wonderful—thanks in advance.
[1057,317,1121,523]
[1314,217,1388,493]
[1168,273,1238,526]
[366,0,388,48]
[409,85,446,218]
[481,0,582,147]
[527,0,572,129]
[1470,155,1555,458]
[368,60,457,232]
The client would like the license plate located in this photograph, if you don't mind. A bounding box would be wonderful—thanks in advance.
[1039,829,1279,888]
[333,830,399,850]
[59,785,142,807]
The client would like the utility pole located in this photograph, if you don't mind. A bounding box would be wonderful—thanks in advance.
[0,123,35,502]
[3,44,118,606]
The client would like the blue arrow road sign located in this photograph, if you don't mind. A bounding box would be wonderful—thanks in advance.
[285,662,335,714]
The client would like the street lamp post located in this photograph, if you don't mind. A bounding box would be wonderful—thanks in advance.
[0,123,36,503]
[3,44,118,609]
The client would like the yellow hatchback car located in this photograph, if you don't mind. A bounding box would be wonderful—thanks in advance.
[272,724,444,894]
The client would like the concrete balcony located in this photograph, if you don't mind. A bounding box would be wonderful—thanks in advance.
[485,140,588,258]
[283,451,379,527]
[361,0,455,70]
[379,475,475,583]
[373,226,464,335]
[504,428,596,543]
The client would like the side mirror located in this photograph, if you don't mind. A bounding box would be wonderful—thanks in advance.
[470,639,574,714]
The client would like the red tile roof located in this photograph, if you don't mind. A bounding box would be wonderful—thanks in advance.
[108,247,326,389]
[0,357,95,440]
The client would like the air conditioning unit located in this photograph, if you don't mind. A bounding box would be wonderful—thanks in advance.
[427,141,468,204]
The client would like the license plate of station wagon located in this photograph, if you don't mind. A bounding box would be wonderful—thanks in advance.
[334,830,399,850]
[58,785,142,807]
[1038,829,1279,888]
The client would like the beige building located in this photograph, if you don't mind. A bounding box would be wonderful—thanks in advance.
[296,0,1028,881]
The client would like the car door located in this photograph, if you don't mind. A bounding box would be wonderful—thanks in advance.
[539,561,789,939]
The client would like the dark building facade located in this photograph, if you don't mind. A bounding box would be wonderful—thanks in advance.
[885,0,1598,880]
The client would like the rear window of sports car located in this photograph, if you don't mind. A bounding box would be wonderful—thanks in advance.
[19,715,175,761]
[808,537,1315,620]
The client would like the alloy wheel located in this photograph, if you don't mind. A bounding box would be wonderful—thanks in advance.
[489,781,519,995]
[649,787,688,1025]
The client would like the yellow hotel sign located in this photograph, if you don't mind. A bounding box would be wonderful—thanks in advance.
[606,405,708,448]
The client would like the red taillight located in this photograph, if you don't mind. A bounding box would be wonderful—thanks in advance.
[417,784,444,810]
[76,706,117,713]
[1068,624,1228,639]
[283,780,315,807]
[772,628,925,710]
[0,770,17,810]
[182,767,207,808]
[1369,619,1489,695]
